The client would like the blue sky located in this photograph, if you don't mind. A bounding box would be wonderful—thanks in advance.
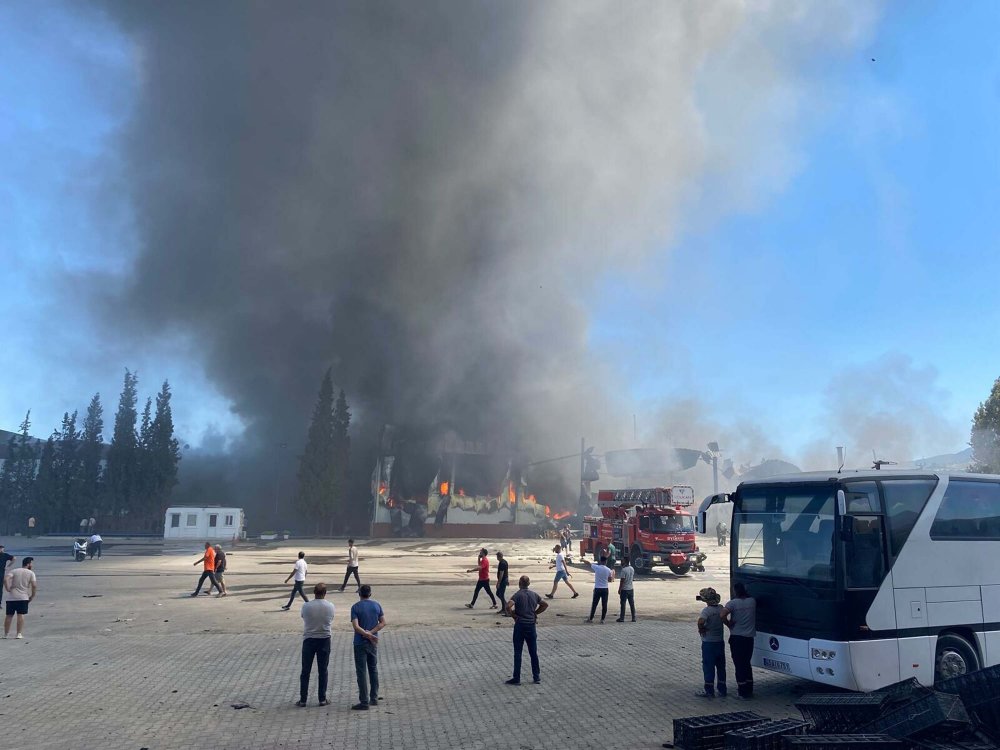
[2,2,998,466]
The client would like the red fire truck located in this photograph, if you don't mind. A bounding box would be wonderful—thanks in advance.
[579,486,701,575]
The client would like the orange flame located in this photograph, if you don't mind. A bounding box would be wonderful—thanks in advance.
[544,505,551,517]
[508,484,516,504]
[440,481,449,495]
[552,511,571,520]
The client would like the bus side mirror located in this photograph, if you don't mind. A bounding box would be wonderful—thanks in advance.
[837,489,847,517]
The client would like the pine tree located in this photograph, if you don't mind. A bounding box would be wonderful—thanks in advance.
[0,412,38,533]
[0,433,14,533]
[331,388,351,535]
[971,377,1000,473]
[295,369,336,534]
[105,370,139,528]
[136,396,154,525]
[33,435,58,532]
[53,410,83,531]
[79,393,105,524]
[147,381,181,527]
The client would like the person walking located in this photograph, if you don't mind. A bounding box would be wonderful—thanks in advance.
[544,544,578,599]
[696,587,727,697]
[465,548,497,609]
[340,539,361,592]
[615,555,636,622]
[282,551,309,610]
[191,542,220,596]
[88,532,103,559]
[350,584,386,710]
[297,582,334,707]
[716,521,728,546]
[0,545,14,611]
[496,551,510,616]
[505,575,547,685]
[213,544,228,597]
[4,557,37,639]
[586,555,614,623]
[722,582,756,698]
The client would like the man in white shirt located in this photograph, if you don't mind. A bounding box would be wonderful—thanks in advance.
[615,556,636,622]
[88,533,103,559]
[340,539,362,592]
[586,555,615,623]
[4,557,37,639]
[282,551,309,610]
[544,544,579,599]
[297,582,335,706]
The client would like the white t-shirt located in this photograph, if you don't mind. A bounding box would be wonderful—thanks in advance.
[6,568,36,601]
[293,559,308,582]
[555,552,566,573]
[89,534,102,543]
[591,563,613,589]
[348,547,359,567]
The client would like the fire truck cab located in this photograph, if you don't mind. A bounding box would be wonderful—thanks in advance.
[580,486,700,575]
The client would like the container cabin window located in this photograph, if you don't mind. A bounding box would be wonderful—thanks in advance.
[170,513,181,528]
[186,514,198,527]
[224,515,234,527]
[209,514,218,528]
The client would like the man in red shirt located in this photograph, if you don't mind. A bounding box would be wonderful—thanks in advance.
[465,547,497,609]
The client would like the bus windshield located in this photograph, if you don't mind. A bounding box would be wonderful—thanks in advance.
[734,484,836,582]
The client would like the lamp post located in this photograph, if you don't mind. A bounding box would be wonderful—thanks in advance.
[702,442,722,496]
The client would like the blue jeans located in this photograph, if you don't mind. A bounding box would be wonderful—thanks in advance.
[513,622,539,682]
[701,641,727,695]
[353,641,379,704]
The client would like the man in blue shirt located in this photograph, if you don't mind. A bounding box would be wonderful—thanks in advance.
[350,584,386,710]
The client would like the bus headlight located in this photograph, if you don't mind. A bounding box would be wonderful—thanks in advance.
[811,648,837,660]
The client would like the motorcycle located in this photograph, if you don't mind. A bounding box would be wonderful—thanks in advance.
[73,539,88,562]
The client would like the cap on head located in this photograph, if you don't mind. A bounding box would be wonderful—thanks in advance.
[699,587,721,605]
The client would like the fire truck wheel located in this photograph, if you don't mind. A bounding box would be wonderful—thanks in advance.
[668,564,692,576]
[631,546,648,574]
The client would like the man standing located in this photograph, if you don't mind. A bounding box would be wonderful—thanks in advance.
[340,539,361,592]
[615,555,636,623]
[26,517,35,537]
[88,532,103,559]
[282,551,309,610]
[297,582,334,707]
[213,544,228,597]
[544,544,578,599]
[350,584,386,710]
[0,545,14,610]
[606,540,617,569]
[4,557,37,639]
[696,587,727,697]
[716,521,728,547]
[722,582,756,698]
[505,575,547,685]
[79,518,88,535]
[496,551,510,616]
[465,548,496,609]
[586,555,614,623]
[191,542,219,597]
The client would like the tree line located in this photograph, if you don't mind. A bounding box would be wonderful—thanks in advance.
[0,370,180,534]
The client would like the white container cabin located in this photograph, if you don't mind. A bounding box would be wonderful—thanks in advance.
[164,506,245,540]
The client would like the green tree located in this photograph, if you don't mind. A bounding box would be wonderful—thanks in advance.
[331,388,351,534]
[33,435,58,532]
[295,369,336,534]
[105,370,139,528]
[147,381,181,528]
[0,412,38,533]
[971,377,1000,473]
[53,410,83,530]
[79,393,105,524]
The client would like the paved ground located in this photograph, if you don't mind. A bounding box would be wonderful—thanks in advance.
[0,535,815,749]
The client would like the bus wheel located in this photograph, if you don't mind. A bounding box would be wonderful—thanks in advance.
[935,634,980,683]
[631,546,648,574]
[668,564,692,576]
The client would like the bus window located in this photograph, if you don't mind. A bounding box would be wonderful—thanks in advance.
[844,515,885,589]
[843,481,879,513]
[881,478,936,555]
[931,480,1000,540]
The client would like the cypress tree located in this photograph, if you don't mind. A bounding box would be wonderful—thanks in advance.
[34,435,58,532]
[0,412,38,533]
[79,394,105,524]
[54,411,82,531]
[331,389,351,534]
[106,370,139,528]
[148,381,181,527]
[295,369,336,534]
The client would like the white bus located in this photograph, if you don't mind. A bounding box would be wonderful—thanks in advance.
[698,471,1000,691]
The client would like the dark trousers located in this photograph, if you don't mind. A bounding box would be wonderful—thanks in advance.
[497,579,509,611]
[729,635,754,697]
[193,570,219,595]
[301,637,331,702]
[589,588,609,621]
[470,580,496,607]
[341,566,361,590]
[619,590,635,620]
[353,641,379,704]
[88,541,102,559]
[512,622,539,682]
[286,580,309,607]
[701,641,727,695]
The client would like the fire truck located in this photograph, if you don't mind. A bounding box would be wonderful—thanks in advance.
[579,486,701,575]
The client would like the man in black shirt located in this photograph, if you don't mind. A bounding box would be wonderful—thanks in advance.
[0,545,13,608]
[496,552,510,617]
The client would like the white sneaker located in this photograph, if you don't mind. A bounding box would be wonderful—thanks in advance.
[15,634,23,639]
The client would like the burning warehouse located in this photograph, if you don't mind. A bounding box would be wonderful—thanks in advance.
[370,425,563,538]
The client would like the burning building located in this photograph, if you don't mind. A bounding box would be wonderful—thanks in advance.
[370,425,556,538]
